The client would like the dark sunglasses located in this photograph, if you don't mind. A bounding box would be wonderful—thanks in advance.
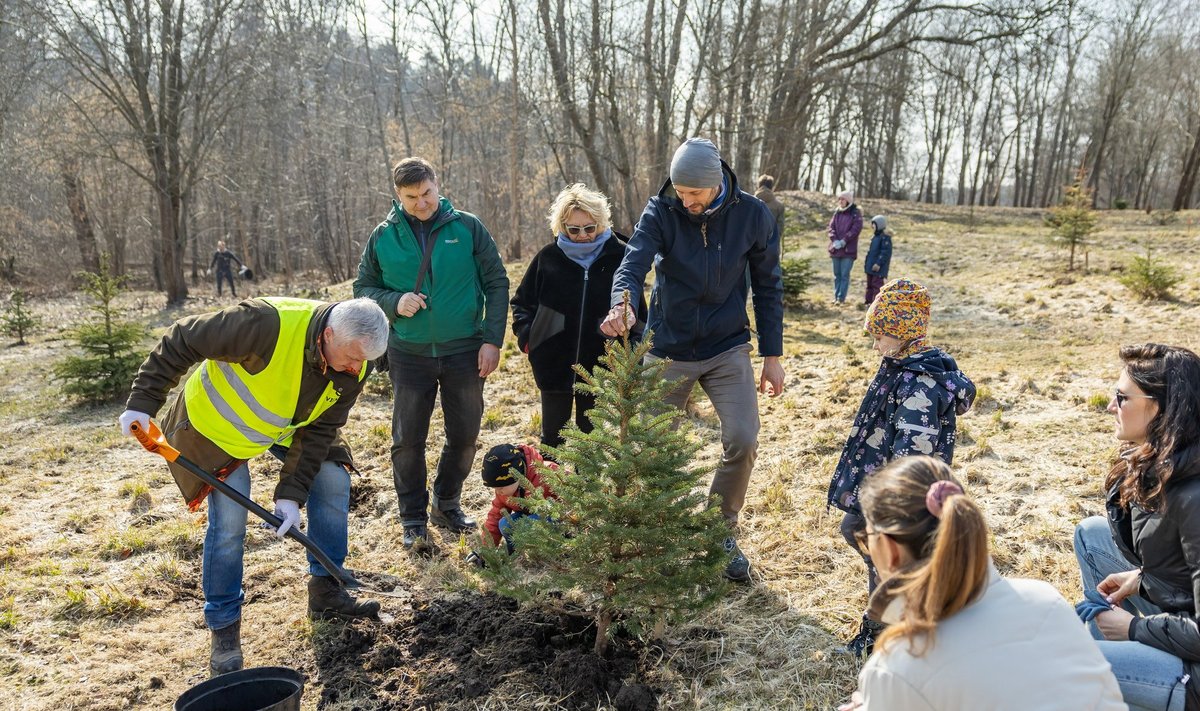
[565,223,598,236]
[1113,389,1154,408]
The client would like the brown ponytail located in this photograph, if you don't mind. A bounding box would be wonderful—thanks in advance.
[859,456,990,655]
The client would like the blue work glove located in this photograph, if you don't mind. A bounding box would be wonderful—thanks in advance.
[1075,587,1115,623]
[272,499,301,537]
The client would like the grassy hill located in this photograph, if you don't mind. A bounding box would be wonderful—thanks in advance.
[1,198,1197,709]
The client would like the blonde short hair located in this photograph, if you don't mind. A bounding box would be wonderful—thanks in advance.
[547,183,611,237]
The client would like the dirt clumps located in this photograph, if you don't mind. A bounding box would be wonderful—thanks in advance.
[308,590,657,710]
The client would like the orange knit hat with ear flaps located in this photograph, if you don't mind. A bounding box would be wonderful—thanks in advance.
[865,278,931,341]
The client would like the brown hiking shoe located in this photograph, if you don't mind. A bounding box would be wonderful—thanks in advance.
[307,575,381,621]
[209,619,243,677]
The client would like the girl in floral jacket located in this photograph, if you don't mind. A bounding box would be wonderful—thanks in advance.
[827,278,976,657]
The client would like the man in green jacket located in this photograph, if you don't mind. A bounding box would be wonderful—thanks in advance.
[119,297,389,676]
[354,157,509,550]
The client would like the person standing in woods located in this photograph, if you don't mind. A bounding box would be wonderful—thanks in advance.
[206,240,243,298]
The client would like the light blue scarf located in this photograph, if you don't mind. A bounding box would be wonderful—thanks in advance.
[556,228,612,269]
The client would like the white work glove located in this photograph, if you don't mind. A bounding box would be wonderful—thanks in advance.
[119,409,151,436]
[273,499,301,538]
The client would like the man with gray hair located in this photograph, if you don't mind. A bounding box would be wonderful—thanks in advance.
[119,296,389,676]
[601,137,785,583]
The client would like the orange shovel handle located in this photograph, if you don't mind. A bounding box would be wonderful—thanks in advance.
[129,420,180,462]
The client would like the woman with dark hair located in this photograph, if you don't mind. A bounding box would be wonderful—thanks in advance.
[839,456,1125,711]
[1073,343,1200,711]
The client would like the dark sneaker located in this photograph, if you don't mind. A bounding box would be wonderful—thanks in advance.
[402,524,428,549]
[723,537,751,582]
[837,615,885,658]
[429,507,477,532]
[307,575,381,621]
[209,619,243,677]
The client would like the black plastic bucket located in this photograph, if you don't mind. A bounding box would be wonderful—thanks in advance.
[174,666,304,711]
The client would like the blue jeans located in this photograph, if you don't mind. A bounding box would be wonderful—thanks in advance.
[831,257,854,302]
[1074,516,1188,711]
[202,456,350,630]
[388,347,485,525]
[497,512,542,553]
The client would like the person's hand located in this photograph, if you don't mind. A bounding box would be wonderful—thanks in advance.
[871,264,880,273]
[478,343,500,377]
[1095,606,1135,641]
[272,499,301,537]
[1098,569,1142,605]
[396,292,428,318]
[837,691,864,711]
[118,409,151,436]
[599,303,635,337]
[759,356,785,397]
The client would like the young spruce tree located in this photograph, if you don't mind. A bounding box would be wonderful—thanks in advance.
[54,261,147,403]
[3,290,40,346]
[481,295,729,655]
[1045,169,1100,272]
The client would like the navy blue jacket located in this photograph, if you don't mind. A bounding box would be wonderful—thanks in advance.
[864,229,893,277]
[610,162,784,361]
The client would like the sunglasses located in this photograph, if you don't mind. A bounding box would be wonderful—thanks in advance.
[1113,389,1154,408]
[565,223,598,236]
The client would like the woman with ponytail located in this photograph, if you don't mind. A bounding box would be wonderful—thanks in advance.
[1073,344,1200,711]
[840,456,1125,711]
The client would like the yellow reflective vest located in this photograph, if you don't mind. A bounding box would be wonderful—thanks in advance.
[182,297,366,459]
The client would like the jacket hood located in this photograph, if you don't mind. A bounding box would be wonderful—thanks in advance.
[871,215,887,231]
[756,187,777,201]
[895,348,976,414]
[658,159,742,223]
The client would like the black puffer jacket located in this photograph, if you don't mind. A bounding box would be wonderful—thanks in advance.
[1107,475,1200,710]
[511,234,645,393]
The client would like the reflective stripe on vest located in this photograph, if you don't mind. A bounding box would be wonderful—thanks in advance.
[181,297,365,459]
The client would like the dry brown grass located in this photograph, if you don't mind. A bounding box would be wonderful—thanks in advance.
[0,200,1198,709]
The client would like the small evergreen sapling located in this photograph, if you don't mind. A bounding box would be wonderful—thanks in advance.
[54,261,147,403]
[1045,172,1099,272]
[2,290,40,346]
[480,295,729,655]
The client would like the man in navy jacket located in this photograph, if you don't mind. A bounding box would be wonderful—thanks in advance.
[601,137,785,582]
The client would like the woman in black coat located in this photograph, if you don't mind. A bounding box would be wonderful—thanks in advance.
[1073,343,1200,711]
[511,183,646,448]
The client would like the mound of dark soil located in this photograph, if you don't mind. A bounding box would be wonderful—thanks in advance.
[307,591,657,710]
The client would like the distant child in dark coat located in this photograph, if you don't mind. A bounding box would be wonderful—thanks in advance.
[863,215,893,305]
[827,278,976,657]
[479,443,558,551]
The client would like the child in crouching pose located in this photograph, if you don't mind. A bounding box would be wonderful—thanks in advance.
[827,278,976,657]
[473,443,557,561]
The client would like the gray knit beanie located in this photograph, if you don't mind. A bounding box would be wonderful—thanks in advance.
[670,138,723,189]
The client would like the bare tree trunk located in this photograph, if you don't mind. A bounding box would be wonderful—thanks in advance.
[60,158,101,274]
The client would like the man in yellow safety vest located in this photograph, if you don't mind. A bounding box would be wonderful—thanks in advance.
[119,296,388,676]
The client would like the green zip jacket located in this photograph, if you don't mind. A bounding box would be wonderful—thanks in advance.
[354,197,509,357]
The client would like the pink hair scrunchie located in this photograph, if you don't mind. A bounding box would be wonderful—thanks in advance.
[925,480,964,519]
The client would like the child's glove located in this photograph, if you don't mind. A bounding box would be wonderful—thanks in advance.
[871,265,880,272]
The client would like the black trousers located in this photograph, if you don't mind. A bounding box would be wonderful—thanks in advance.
[540,390,596,448]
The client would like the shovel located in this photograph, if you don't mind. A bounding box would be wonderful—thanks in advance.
[130,420,407,599]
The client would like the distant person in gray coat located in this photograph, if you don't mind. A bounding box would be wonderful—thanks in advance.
[754,174,786,237]
[863,215,893,305]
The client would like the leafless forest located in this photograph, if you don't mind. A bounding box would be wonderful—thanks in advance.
[1,0,1198,302]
